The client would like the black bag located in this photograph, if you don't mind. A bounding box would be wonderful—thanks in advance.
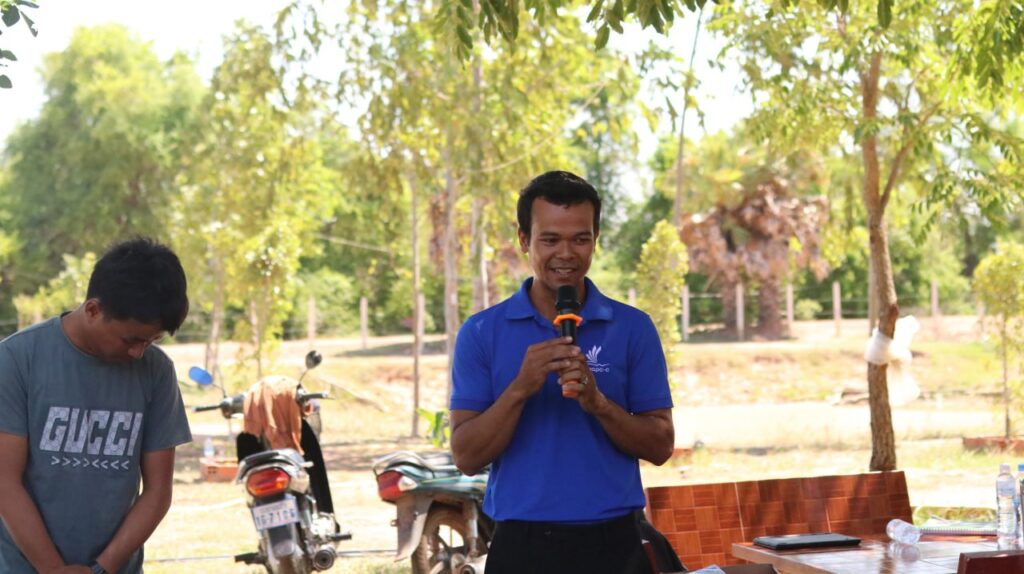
[636,512,687,573]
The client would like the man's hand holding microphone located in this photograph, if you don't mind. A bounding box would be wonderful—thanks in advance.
[553,286,607,415]
[507,284,606,413]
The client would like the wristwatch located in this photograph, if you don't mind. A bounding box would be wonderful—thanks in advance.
[89,562,108,574]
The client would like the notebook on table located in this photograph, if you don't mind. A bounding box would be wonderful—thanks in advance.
[919,518,997,536]
[752,532,862,550]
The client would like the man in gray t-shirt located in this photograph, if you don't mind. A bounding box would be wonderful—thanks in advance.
[0,238,192,574]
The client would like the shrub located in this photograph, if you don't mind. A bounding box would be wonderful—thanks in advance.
[795,298,823,321]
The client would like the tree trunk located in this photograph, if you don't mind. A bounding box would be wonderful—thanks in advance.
[757,280,784,339]
[250,298,263,379]
[868,256,878,334]
[479,217,489,310]
[410,168,422,438]
[470,198,488,313]
[866,223,898,471]
[1003,322,1011,439]
[204,267,224,377]
[861,51,897,472]
[468,6,487,315]
[442,145,460,405]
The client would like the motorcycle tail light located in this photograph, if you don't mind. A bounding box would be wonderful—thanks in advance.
[246,468,291,497]
[377,470,416,501]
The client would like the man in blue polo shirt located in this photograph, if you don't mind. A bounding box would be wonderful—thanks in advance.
[450,170,675,573]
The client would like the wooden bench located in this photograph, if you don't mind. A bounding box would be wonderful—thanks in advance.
[645,471,912,570]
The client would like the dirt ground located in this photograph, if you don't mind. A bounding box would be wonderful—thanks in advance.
[144,315,1003,572]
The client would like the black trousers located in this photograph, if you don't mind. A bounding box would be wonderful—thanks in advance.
[484,512,653,574]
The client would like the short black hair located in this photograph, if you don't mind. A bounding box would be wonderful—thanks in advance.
[87,237,189,334]
[517,170,601,239]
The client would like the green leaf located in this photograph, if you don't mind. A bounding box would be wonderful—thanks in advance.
[595,24,611,48]
[658,0,675,22]
[24,13,39,36]
[457,25,474,49]
[0,49,16,61]
[586,0,605,22]
[2,6,20,27]
[877,0,892,28]
[0,74,11,88]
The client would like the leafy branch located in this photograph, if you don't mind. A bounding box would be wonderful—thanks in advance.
[0,0,38,88]
[441,0,899,55]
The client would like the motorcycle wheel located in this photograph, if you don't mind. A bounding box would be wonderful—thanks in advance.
[411,506,474,574]
[266,554,309,574]
[261,537,311,574]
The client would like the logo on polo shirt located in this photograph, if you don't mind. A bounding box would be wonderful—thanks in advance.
[586,346,611,373]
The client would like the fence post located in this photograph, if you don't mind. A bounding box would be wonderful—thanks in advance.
[786,283,794,336]
[736,282,745,341]
[931,279,942,336]
[832,281,842,337]
[681,285,690,343]
[360,296,369,350]
[628,288,637,307]
[306,296,317,346]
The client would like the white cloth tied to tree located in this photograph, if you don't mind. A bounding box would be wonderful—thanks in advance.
[864,315,921,406]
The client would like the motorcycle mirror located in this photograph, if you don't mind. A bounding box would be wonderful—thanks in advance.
[189,366,214,386]
[304,350,322,370]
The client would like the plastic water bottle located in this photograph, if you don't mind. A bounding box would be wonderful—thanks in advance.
[886,540,921,561]
[203,437,215,459]
[1017,464,1024,543]
[997,463,1018,541]
[886,518,921,545]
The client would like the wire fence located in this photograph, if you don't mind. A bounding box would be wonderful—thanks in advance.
[0,280,980,343]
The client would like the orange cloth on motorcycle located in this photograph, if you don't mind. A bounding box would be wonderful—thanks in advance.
[243,376,312,453]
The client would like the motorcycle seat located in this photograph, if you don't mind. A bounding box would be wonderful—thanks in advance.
[238,448,309,476]
[374,450,461,475]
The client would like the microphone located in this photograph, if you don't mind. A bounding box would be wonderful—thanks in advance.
[553,285,583,398]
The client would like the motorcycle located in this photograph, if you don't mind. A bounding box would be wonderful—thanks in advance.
[373,450,492,574]
[192,351,350,574]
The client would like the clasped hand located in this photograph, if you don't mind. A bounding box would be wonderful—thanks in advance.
[513,336,602,413]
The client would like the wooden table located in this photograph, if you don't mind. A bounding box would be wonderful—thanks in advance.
[732,536,999,574]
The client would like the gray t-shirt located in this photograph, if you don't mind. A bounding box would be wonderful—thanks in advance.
[0,316,192,573]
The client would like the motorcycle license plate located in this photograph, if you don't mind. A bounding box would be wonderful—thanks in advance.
[251,497,300,531]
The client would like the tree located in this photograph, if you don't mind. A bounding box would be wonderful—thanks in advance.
[12,252,95,328]
[174,22,335,378]
[711,0,1024,470]
[680,173,829,339]
[1,24,202,296]
[636,219,688,383]
[333,0,639,410]
[974,241,1024,439]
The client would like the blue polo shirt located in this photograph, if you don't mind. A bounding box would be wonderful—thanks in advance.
[451,277,672,522]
